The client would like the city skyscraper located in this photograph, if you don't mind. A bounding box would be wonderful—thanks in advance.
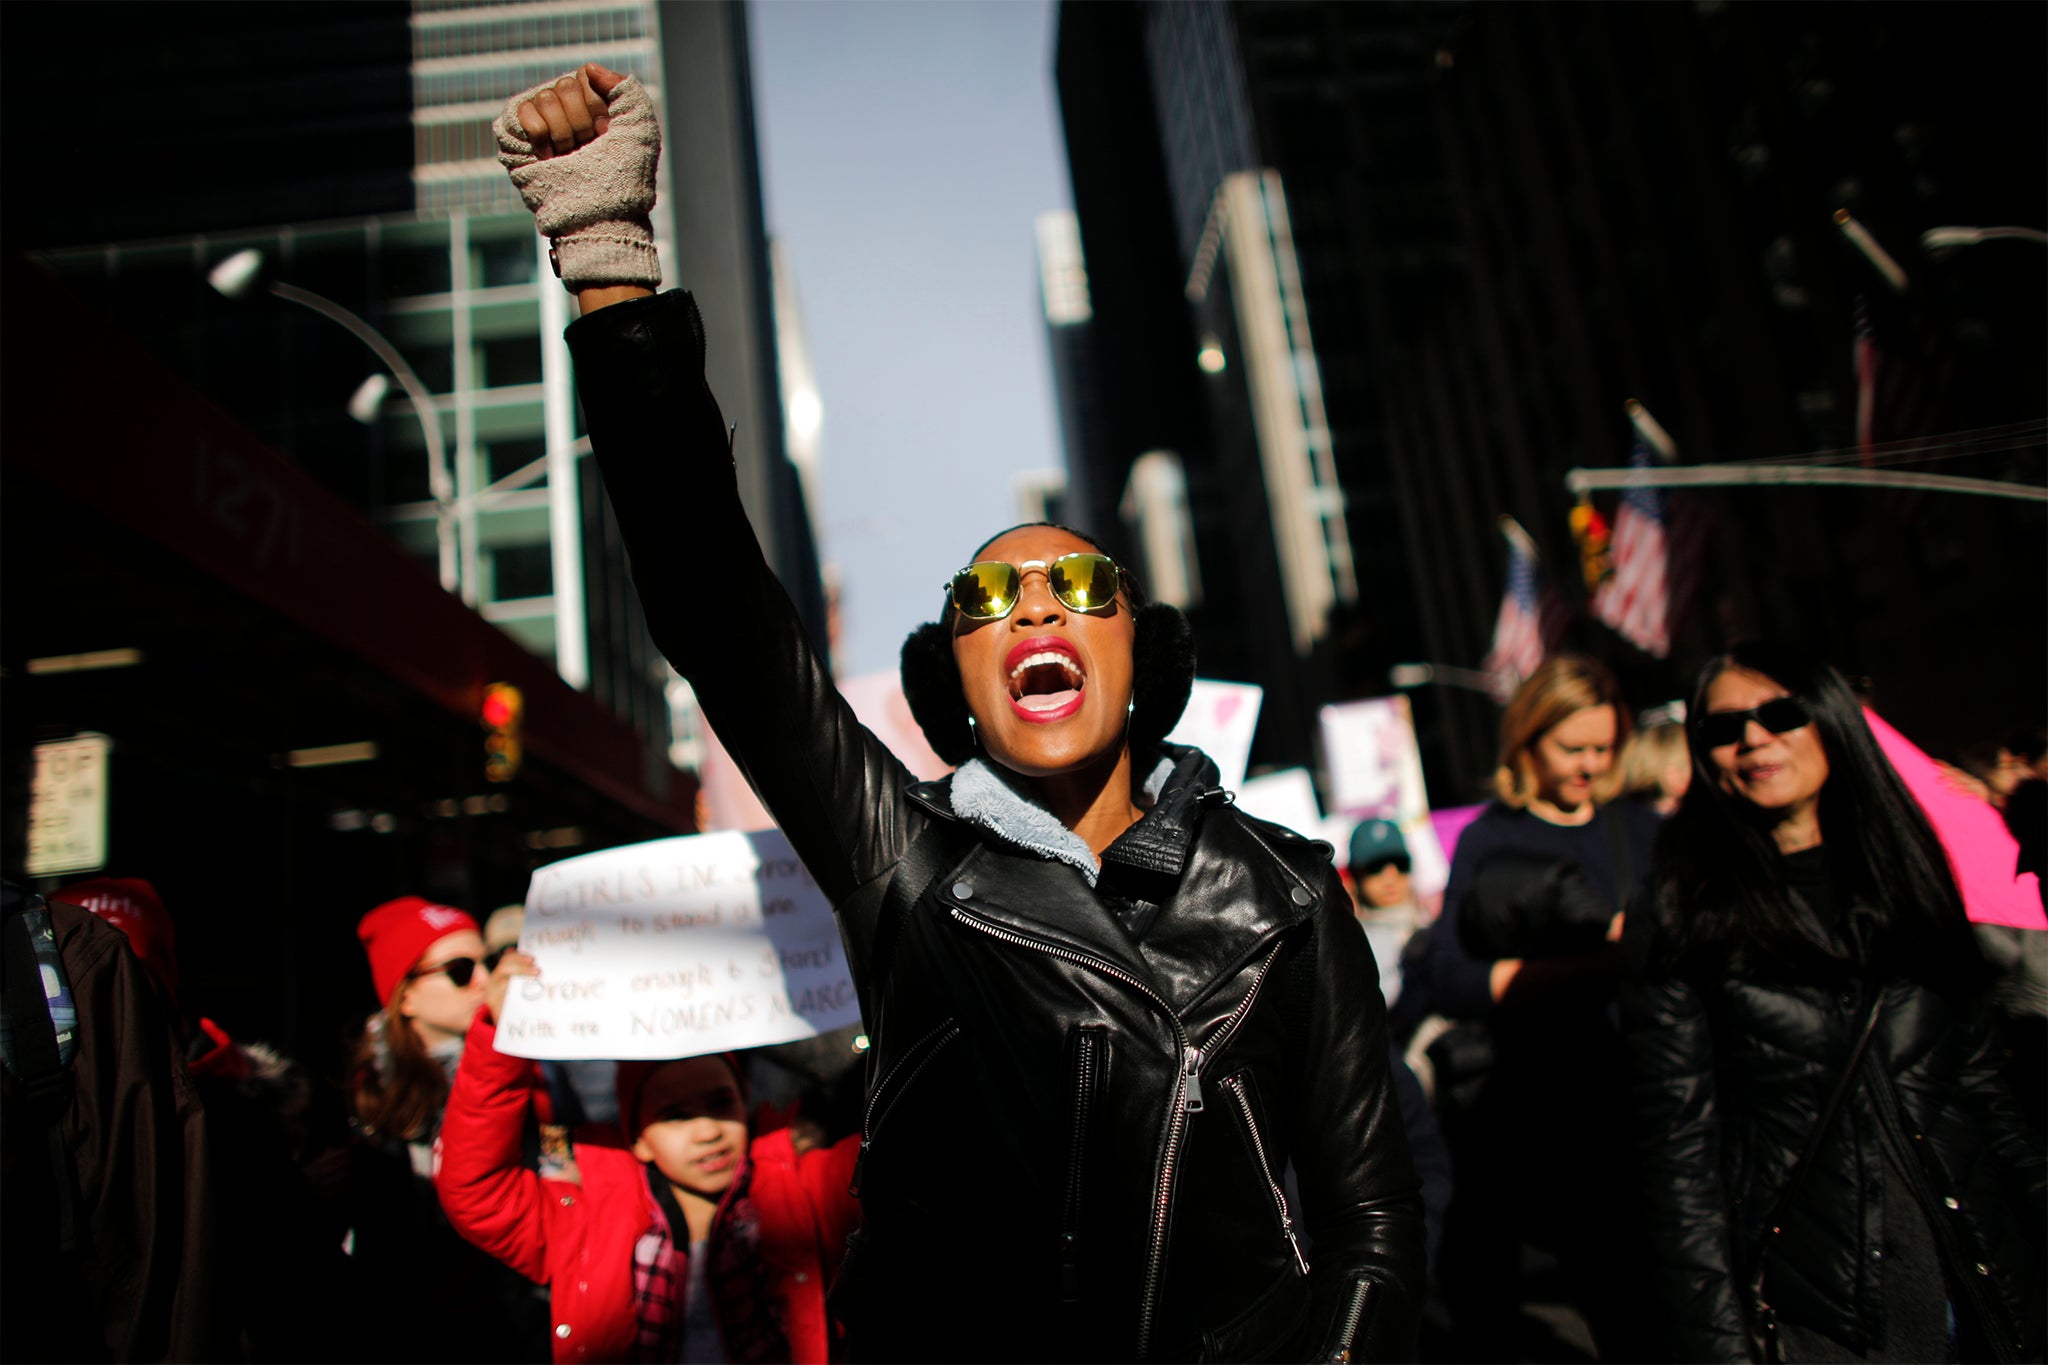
[1054,0,2043,797]
[0,0,827,1056]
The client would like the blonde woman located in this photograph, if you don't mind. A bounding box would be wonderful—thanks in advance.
[1620,719,1693,815]
[1417,654,1659,1360]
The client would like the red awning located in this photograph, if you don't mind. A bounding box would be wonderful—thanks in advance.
[2,255,694,832]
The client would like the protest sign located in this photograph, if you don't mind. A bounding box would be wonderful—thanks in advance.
[696,668,952,834]
[1867,708,2045,930]
[495,828,861,1061]
[1319,696,1431,820]
[1237,767,1324,838]
[1166,680,1264,793]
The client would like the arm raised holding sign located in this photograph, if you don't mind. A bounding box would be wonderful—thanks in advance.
[500,68,1423,1363]
[438,948,861,1363]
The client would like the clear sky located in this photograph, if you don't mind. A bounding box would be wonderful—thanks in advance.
[749,0,1074,678]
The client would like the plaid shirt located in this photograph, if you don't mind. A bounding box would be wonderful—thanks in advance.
[630,1205,686,1362]
[629,1151,790,1363]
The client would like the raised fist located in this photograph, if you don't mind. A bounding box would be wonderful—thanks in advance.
[514,63,622,160]
[497,63,662,292]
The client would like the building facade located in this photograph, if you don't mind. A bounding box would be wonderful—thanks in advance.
[1,0,825,1058]
[1054,0,2044,801]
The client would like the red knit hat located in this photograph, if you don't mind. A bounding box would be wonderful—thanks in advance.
[61,877,179,1005]
[357,896,480,1007]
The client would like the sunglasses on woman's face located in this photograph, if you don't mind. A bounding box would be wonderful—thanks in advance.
[944,553,1123,623]
[1697,696,1811,749]
[408,956,481,988]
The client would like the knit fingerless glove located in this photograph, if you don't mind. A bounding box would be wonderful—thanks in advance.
[496,74,663,291]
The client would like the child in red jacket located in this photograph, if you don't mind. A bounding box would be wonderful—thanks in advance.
[436,952,861,1364]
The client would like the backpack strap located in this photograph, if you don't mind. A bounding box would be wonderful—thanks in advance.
[2,896,74,1110]
[3,895,83,1254]
[1746,993,1887,1359]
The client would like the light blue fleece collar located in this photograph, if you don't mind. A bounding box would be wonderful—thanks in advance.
[950,758,1102,885]
[947,755,1173,887]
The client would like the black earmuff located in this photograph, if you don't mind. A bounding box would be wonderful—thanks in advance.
[899,621,974,766]
[1129,602,1196,752]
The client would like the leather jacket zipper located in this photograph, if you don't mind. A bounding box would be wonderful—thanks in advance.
[1326,1277,1375,1363]
[1199,944,1285,1068]
[949,906,1194,1357]
[1060,1027,1105,1303]
[848,1017,960,1197]
[948,905,1290,1358]
[1218,1073,1310,1277]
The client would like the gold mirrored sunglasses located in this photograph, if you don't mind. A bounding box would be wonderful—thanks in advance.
[944,553,1124,622]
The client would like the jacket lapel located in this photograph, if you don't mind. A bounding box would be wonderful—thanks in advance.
[907,765,1319,1018]
[1136,814,1316,1018]
[937,846,1161,986]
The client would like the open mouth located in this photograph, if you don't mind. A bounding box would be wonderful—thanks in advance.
[1005,638,1086,722]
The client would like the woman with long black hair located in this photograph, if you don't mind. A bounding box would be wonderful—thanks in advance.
[1622,642,2044,1363]
[489,65,1423,1362]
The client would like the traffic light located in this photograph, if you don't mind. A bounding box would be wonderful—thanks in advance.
[1570,495,1612,594]
[481,682,523,783]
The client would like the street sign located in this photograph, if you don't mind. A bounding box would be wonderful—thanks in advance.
[27,733,112,877]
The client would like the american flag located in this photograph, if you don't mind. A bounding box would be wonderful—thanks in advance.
[1590,442,1713,659]
[1481,528,1566,702]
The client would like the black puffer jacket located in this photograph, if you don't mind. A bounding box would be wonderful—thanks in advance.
[1621,890,2046,1363]
[566,290,1424,1362]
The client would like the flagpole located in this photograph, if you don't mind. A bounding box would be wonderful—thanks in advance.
[1497,513,1538,560]
[1565,463,2045,502]
[1835,209,1909,292]
[1624,399,1679,462]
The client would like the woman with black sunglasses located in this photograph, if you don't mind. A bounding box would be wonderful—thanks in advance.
[491,65,1423,1362]
[1622,642,2044,1363]
[343,896,552,1362]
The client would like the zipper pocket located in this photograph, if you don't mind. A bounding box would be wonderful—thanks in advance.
[946,903,1195,1359]
[1326,1276,1375,1363]
[1219,1072,1310,1277]
[849,1017,960,1196]
[1059,1025,1108,1302]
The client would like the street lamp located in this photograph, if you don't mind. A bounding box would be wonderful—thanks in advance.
[1389,662,1497,693]
[1921,225,2048,252]
[207,248,461,598]
[346,374,392,426]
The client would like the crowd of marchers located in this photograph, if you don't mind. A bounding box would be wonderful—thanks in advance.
[1,58,2040,1365]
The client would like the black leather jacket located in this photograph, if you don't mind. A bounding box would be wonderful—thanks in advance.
[565,290,1423,1361]
[1621,888,2045,1363]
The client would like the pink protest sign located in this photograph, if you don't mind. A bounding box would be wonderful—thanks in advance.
[1866,708,2045,930]
[698,669,953,835]
[1429,804,1488,868]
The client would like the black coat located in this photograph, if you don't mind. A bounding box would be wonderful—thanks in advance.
[566,289,1424,1362]
[0,895,220,1362]
[1621,889,2046,1363]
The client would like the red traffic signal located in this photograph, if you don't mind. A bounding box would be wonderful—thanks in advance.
[481,684,521,731]
[481,683,523,782]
